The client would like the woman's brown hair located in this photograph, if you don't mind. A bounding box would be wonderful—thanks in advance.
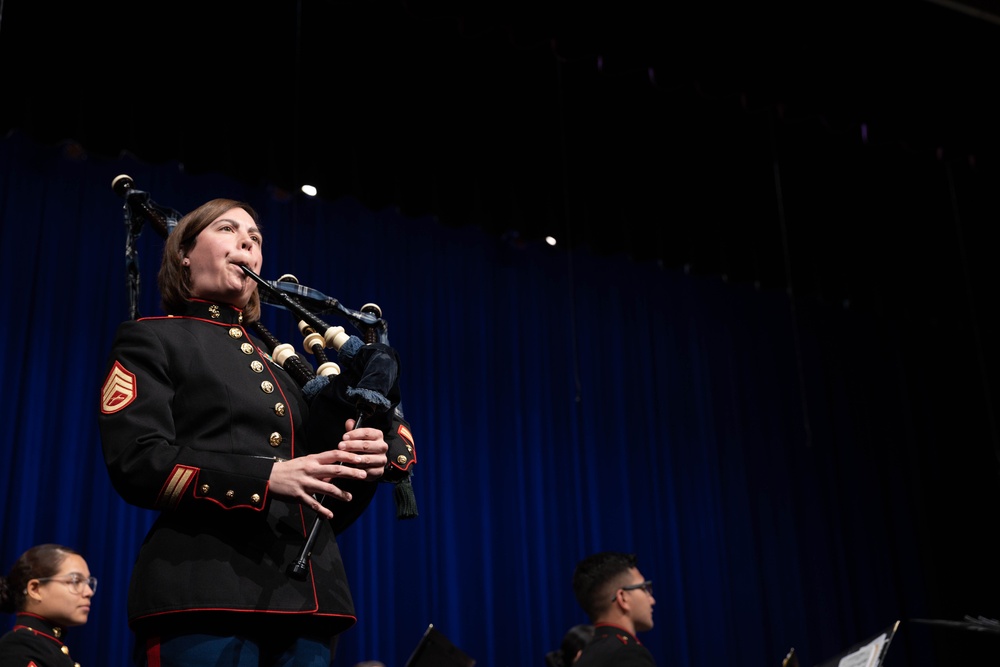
[158,198,262,322]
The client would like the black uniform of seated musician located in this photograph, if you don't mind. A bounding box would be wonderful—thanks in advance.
[98,199,405,666]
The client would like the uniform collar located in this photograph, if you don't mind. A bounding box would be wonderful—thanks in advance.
[14,611,66,641]
[181,299,246,325]
[593,622,642,645]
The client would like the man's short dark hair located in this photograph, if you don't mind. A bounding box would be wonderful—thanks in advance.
[572,551,638,621]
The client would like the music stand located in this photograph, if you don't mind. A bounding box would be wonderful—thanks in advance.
[404,623,476,667]
[813,620,899,667]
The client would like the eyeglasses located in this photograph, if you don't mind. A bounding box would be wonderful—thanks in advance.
[35,574,98,595]
[613,580,653,601]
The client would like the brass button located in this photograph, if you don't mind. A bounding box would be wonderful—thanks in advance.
[274,403,286,416]
[396,454,408,465]
[251,494,261,504]
[241,342,254,354]
[200,484,210,494]
[208,304,221,319]
[226,490,235,499]
[229,327,243,338]
[61,646,70,655]
[250,360,264,373]
[269,432,282,447]
[261,381,274,393]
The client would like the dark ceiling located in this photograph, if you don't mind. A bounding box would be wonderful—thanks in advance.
[3,0,1000,308]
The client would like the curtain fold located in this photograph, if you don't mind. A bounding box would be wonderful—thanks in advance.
[1,130,997,667]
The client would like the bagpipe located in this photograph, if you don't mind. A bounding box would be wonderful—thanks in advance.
[111,175,417,577]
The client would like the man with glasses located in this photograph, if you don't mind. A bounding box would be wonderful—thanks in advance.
[571,551,657,666]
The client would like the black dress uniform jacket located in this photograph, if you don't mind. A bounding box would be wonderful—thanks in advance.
[574,623,657,667]
[0,612,80,667]
[98,299,388,638]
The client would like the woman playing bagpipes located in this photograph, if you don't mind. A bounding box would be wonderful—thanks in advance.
[98,198,414,667]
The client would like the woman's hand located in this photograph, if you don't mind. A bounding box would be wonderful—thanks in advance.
[267,418,389,518]
[338,418,389,479]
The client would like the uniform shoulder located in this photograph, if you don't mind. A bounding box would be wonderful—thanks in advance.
[576,626,656,667]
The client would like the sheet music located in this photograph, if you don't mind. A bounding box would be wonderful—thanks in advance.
[837,632,888,667]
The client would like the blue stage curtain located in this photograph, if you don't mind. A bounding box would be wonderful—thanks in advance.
[1,130,997,667]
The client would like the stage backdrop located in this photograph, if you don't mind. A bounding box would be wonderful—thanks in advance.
[1,130,998,667]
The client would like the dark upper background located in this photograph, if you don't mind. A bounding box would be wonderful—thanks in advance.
[1,0,999,314]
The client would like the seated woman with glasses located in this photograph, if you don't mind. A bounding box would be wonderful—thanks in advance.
[0,543,95,667]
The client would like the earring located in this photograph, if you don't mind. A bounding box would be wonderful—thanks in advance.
[182,258,190,266]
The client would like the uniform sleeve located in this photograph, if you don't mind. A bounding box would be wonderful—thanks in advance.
[98,320,275,512]
[383,411,416,483]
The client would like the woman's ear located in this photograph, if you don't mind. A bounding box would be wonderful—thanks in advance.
[25,579,43,602]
